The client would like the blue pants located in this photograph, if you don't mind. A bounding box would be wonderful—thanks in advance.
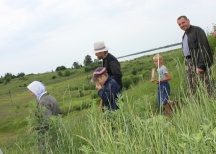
[158,82,170,105]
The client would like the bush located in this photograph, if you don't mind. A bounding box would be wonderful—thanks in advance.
[131,68,137,75]
[64,70,71,76]
[57,71,63,77]
[131,75,140,85]
[84,62,102,73]
[52,75,57,79]
[122,76,132,90]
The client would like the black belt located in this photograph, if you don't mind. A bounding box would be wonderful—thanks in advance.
[185,55,191,59]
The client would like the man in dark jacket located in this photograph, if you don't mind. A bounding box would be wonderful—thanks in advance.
[177,15,213,95]
[93,41,123,89]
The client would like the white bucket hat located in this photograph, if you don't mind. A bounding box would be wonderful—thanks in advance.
[93,41,109,53]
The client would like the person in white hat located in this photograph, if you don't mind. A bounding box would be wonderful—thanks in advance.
[93,41,123,89]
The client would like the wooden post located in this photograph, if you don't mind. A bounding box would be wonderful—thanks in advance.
[9,90,13,105]
[98,99,103,111]
[151,68,157,81]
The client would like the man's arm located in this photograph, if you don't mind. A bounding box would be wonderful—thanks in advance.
[109,61,122,81]
[196,27,212,70]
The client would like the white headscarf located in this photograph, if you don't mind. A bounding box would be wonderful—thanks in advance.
[27,81,47,100]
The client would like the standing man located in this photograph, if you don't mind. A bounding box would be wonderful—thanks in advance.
[93,41,123,89]
[177,15,213,95]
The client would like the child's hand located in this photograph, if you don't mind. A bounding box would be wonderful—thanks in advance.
[95,83,102,90]
[150,79,156,82]
[151,79,159,84]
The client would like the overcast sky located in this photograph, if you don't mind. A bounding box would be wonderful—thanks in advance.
[0,0,215,76]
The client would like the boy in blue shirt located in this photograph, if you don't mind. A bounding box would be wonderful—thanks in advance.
[151,54,172,116]
[91,67,121,111]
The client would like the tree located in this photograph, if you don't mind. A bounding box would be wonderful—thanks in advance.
[83,55,93,66]
[84,61,102,73]
[55,66,67,71]
[17,72,25,78]
[4,73,14,83]
[73,62,81,69]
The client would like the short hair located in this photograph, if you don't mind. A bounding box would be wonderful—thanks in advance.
[153,54,163,61]
[177,15,188,21]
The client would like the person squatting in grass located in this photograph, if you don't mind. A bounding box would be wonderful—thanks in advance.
[27,81,62,153]
[151,54,172,116]
[177,15,213,96]
[91,67,122,111]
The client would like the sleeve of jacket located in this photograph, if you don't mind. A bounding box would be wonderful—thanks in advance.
[109,61,122,82]
[42,102,53,117]
[196,27,212,68]
[98,83,118,110]
[98,89,110,107]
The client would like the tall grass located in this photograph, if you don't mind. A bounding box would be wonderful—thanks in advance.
[5,85,216,154]
[3,59,216,154]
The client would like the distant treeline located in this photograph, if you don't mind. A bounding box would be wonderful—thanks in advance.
[0,55,101,84]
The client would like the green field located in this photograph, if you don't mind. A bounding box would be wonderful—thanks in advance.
[0,47,216,153]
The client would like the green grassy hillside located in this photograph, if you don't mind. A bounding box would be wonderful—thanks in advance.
[0,48,216,153]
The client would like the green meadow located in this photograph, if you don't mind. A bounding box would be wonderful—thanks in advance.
[0,44,216,153]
